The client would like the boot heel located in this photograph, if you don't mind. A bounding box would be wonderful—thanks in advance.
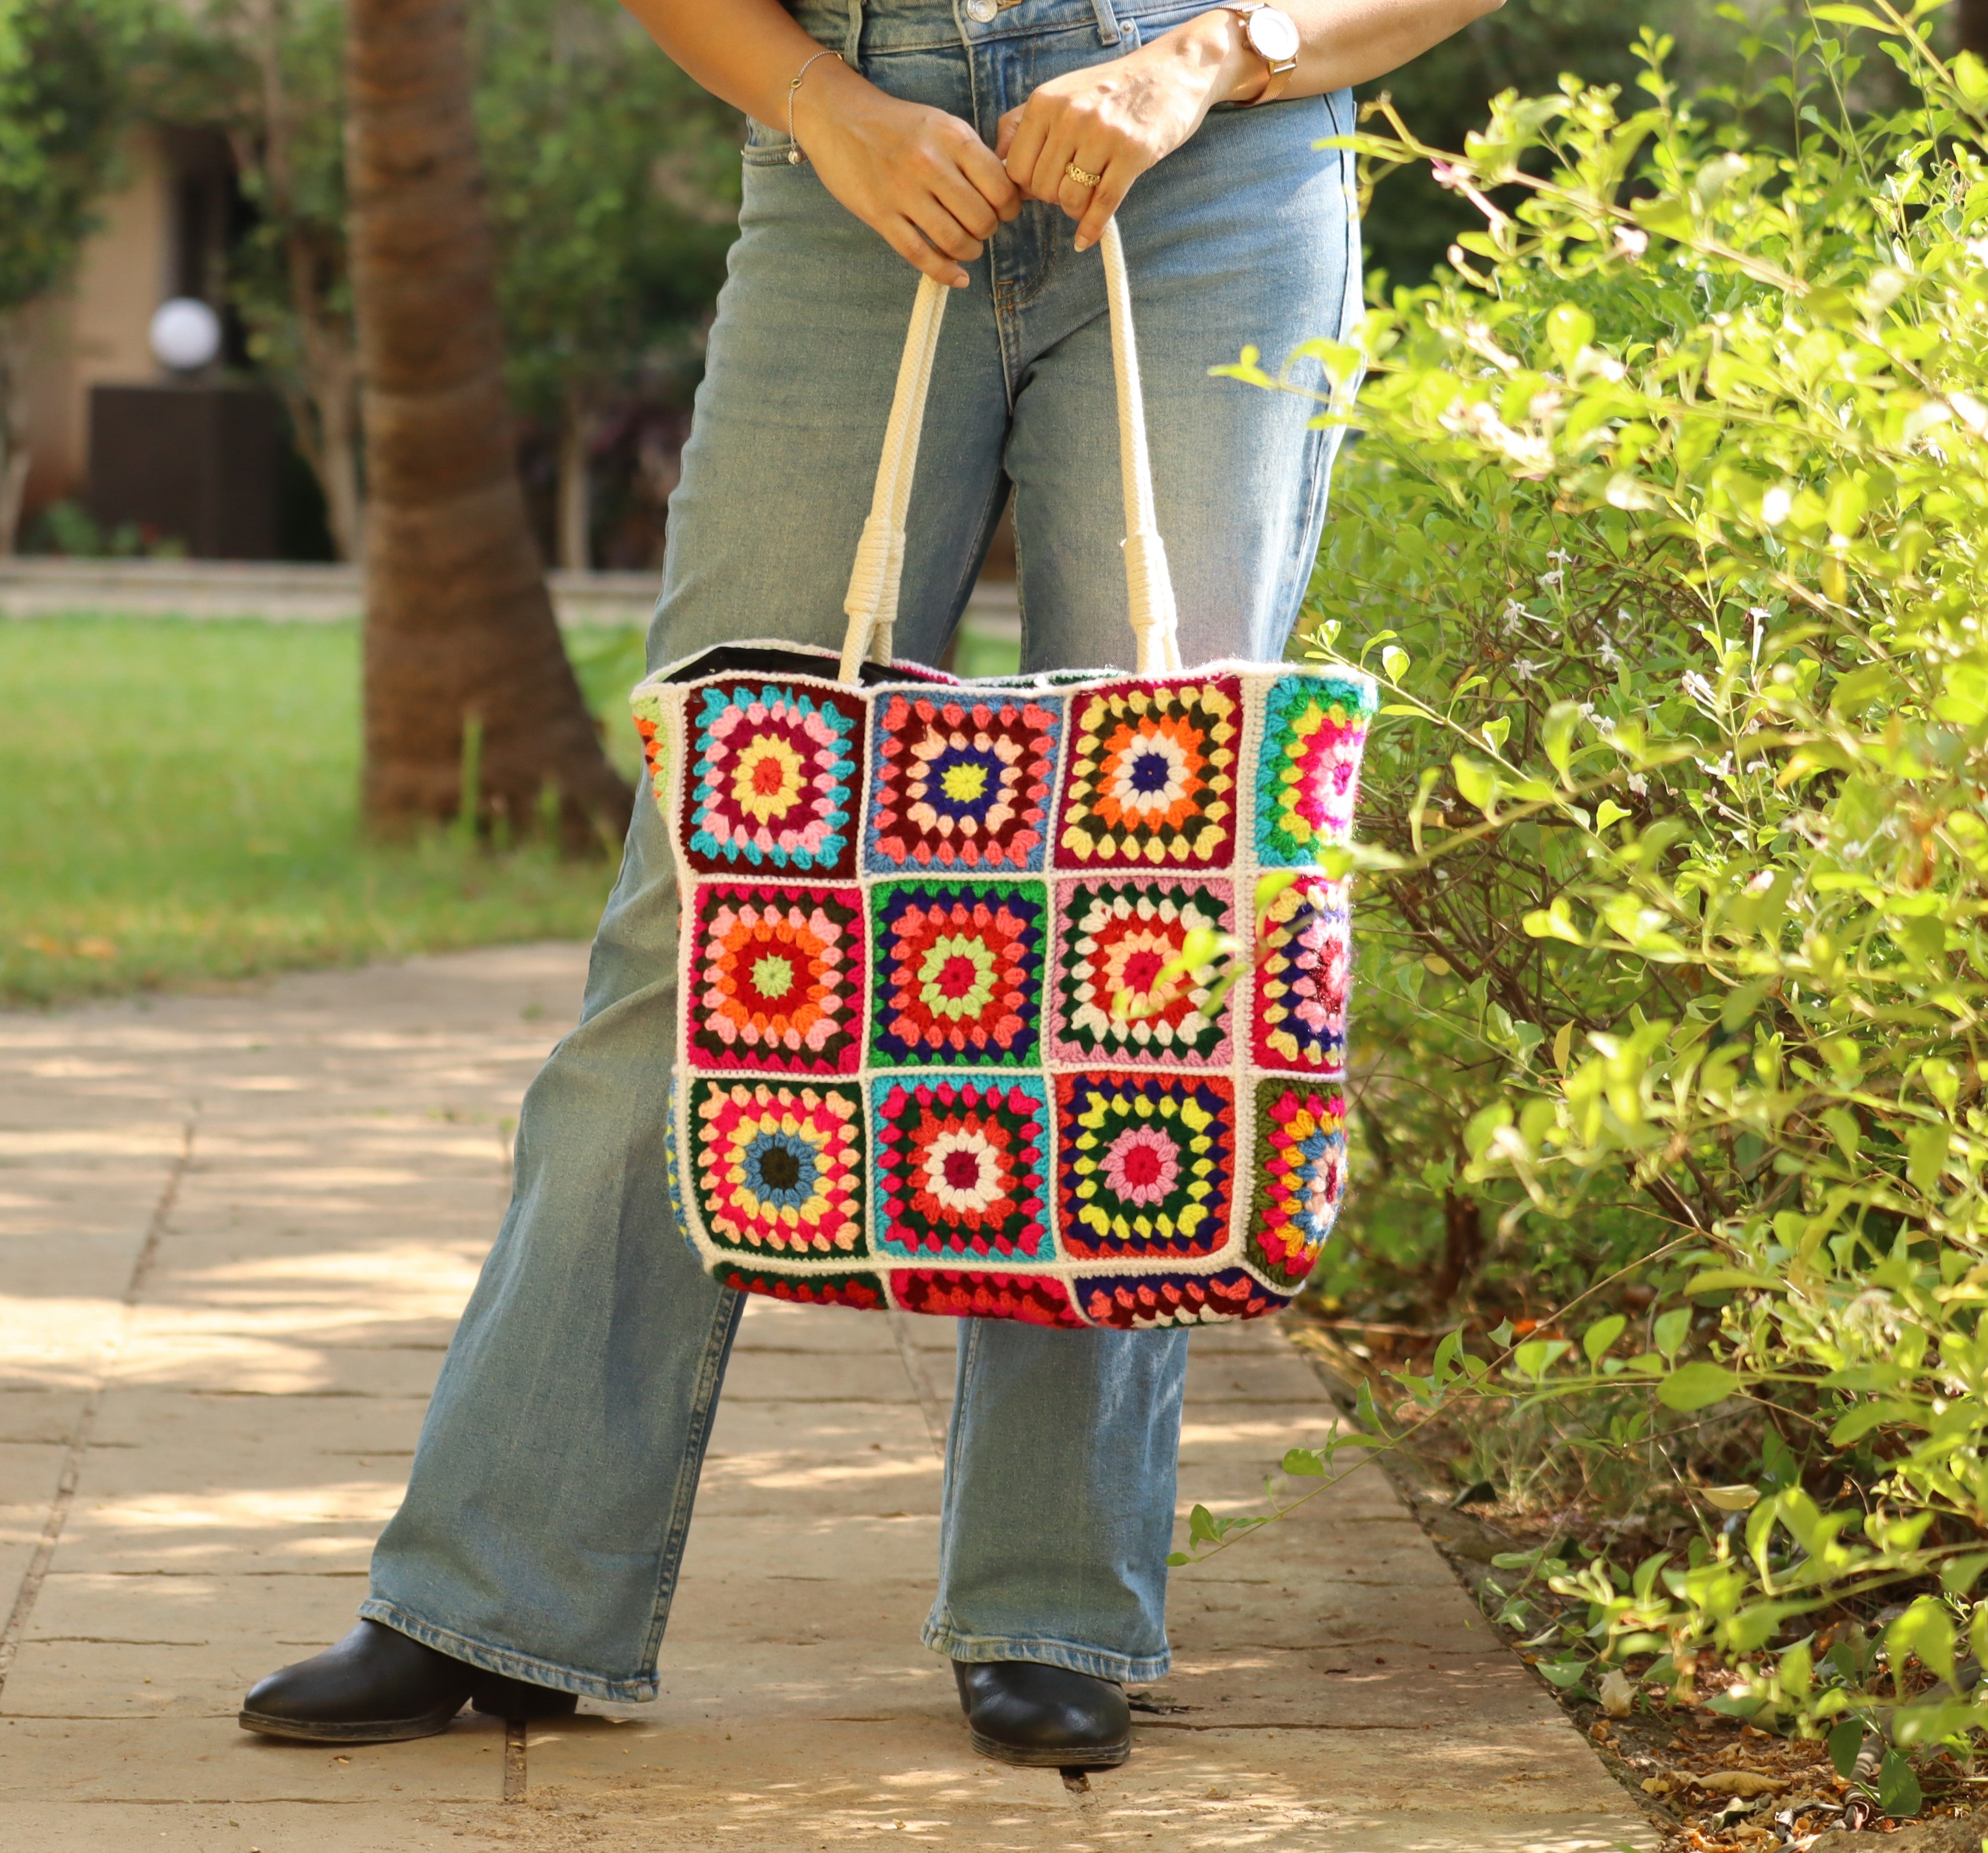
[468,1674,578,1720]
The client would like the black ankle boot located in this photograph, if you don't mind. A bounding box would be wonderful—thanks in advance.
[239,1619,578,1743]
[954,1660,1132,1769]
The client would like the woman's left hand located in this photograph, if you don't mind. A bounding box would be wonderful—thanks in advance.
[995,12,1251,251]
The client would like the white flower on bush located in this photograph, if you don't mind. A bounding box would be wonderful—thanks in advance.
[1512,658,1544,682]
[1539,569,1565,590]
[1627,774,1648,796]
[1445,396,1554,477]
[1759,484,1794,527]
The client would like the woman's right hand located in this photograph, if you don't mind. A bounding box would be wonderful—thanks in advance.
[795,62,1021,287]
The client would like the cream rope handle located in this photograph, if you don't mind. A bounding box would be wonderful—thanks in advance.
[838,272,949,683]
[837,217,1179,684]
[1099,215,1181,676]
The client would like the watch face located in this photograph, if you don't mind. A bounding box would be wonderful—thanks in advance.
[1247,8,1301,62]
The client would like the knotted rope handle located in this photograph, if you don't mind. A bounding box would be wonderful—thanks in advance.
[838,218,1181,684]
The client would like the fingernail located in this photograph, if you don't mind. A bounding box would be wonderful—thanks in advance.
[1074,235,1092,253]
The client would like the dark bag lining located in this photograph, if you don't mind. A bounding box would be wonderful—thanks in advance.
[661,643,956,689]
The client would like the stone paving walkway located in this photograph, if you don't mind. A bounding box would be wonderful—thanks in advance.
[0,944,1653,1851]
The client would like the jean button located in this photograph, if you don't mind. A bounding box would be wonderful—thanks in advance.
[966,0,997,19]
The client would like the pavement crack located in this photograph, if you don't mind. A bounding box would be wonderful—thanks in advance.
[0,1112,197,1701]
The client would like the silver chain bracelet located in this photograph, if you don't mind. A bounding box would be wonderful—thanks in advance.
[785,49,845,166]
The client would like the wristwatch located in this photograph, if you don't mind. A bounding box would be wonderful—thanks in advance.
[1220,4,1300,107]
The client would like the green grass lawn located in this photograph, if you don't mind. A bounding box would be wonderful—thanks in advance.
[1,616,652,1009]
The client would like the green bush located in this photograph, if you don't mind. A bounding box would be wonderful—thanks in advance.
[1230,0,1988,1751]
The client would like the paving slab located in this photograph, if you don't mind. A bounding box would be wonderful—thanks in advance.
[0,943,1653,1850]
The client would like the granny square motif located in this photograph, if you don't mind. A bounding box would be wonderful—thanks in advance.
[1249,878,1350,1074]
[686,883,864,1074]
[682,680,866,877]
[638,648,1376,1328]
[869,879,1047,1068]
[686,1078,866,1258]
[866,691,1062,871]
[873,1075,1052,1262]
[1051,878,1233,1065]
[1057,677,1240,869]
[1248,1080,1348,1286]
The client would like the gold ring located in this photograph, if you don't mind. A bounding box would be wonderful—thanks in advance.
[1065,161,1103,189]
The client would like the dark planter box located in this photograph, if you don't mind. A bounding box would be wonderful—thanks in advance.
[87,382,284,560]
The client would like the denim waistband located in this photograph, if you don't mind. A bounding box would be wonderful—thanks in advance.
[792,0,1195,53]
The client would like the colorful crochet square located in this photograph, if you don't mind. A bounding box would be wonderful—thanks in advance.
[1250,879,1350,1075]
[869,881,1046,1068]
[688,1079,866,1257]
[1077,1268,1287,1329]
[872,1076,1051,1262]
[686,883,864,1074]
[1054,1071,1234,1259]
[682,680,865,876]
[632,693,669,811]
[865,692,1063,872]
[1254,674,1377,868]
[1248,1080,1347,1284]
[889,1268,1085,1327]
[1056,677,1241,870]
[1050,879,1233,1066]
[712,1266,886,1311]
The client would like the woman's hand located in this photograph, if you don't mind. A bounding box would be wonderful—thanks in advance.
[797,61,1022,287]
[996,13,1252,252]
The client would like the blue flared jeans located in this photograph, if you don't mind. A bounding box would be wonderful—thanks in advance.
[363,0,1361,1701]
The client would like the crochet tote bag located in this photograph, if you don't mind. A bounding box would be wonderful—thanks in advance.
[631,222,1376,1330]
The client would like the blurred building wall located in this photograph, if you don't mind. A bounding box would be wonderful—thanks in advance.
[22,126,175,517]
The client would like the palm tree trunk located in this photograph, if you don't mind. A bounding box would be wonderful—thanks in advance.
[344,0,631,847]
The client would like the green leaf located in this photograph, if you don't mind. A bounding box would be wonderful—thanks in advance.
[1684,1270,1779,1295]
[1653,1308,1691,1359]
[1282,1448,1327,1477]
[1583,1314,1627,1363]
[1941,1553,1988,1596]
[1907,1123,1949,1195]
[1811,3,1896,25]
[1657,1363,1741,1411]
[1545,302,1596,372]
[1828,1719,1865,1781]
[1451,755,1499,816]
[1536,1657,1590,1688]
[1706,1691,1769,1719]
[1542,701,1581,780]
[1628,194,1694,242]
[1875,1749,1923,1819]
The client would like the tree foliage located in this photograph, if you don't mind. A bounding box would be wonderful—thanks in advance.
[0,0,145,551]
[474,0,737,567]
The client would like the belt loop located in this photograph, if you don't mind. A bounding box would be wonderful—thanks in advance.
[1090,0,1122,46]
[844,0,863,61]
